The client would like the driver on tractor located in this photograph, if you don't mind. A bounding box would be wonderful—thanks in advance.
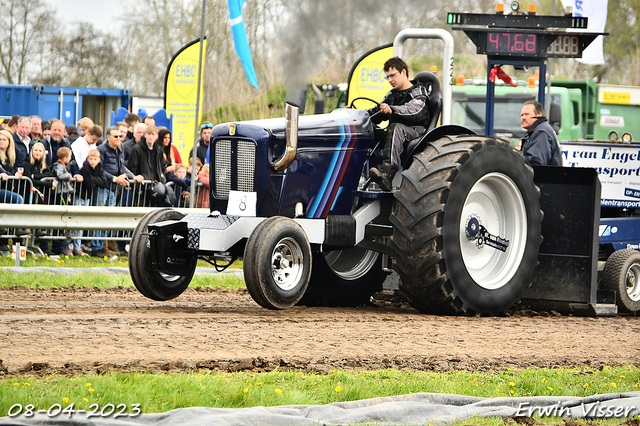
[367,57,430,191]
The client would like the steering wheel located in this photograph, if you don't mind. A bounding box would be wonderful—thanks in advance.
[349,97,380,110]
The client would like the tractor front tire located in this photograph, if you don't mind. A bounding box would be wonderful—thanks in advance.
[129,208,196,301]
[243,216,312,309]
[391,135,542,315]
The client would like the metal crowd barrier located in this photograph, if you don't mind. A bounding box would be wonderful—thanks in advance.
[0,176,209,255]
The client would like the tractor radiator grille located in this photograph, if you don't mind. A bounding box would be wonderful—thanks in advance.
[213,139,256,198]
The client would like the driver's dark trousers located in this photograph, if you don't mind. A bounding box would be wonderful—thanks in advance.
[375,122,426,172]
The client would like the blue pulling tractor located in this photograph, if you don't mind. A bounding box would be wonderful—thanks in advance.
[129,9,638,315]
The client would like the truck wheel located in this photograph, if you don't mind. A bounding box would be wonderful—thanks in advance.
[601,249,640,313]
[243,216,311,309]
[299,247,386,306]
[129,208,196,301]
[391,135,542,315]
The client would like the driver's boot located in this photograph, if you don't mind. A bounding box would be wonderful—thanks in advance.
[369,162,396,192]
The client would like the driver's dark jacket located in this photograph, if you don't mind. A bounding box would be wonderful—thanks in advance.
[368,84,429,127]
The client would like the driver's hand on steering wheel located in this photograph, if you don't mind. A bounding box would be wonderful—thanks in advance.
[380,103,392,115]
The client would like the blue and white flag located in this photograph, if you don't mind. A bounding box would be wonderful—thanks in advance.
[561,0,608,65]
[228,0,259,89]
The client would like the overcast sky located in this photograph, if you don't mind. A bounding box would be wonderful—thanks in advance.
[43,0,124,33]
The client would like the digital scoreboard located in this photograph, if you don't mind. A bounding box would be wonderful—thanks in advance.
[447,12,603,59]
[484,32,581,58]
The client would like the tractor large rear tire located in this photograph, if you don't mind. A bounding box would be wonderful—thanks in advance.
[391,135,542,315]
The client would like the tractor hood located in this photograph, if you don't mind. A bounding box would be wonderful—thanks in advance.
[208,108,375,219]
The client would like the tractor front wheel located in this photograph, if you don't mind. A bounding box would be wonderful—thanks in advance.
[129,208,196,301]
[243,217,312,309]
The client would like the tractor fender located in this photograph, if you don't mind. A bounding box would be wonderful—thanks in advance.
[403,124,476,169]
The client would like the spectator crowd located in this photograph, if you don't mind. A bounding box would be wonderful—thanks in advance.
[0,113,212,258]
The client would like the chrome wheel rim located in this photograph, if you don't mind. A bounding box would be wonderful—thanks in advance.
[271,237,304,291]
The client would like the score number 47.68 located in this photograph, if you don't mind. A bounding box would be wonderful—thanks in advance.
[486,33,580,57]
[487,32,537,54]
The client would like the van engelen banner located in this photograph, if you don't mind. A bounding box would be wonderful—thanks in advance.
[561,141,640,208]
[164,38,207,163]
[346,44,393,109]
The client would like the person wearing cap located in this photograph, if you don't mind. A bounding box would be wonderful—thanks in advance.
[196,121,212,166]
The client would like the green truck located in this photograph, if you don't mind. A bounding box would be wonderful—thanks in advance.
[451,79,640,141]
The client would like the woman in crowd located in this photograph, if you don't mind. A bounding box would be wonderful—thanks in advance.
[158,127,182,174]
[0,129,23,203]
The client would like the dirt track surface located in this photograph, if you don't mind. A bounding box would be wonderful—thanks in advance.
[0,286,639,376]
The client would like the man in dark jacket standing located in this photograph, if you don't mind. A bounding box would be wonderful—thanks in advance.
[13,117,32,172]
[367,57,430,191]
[519,101,563,166]
[39,120,82,174]
[126,125,166,184]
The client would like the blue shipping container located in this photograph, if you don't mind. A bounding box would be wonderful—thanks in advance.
[0,85,130,128]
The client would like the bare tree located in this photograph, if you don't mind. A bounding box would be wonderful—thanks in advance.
[57,24,128,88]
[115,0,201,96]
[0,0,50,84]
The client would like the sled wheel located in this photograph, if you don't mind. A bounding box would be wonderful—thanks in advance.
[391,135,542,315]
[129,208,196,301]
[299,246,387,307]
[243,216,311,309]
[602,249,640,313]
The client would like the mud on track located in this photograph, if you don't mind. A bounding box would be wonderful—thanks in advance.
[0,286,638,376]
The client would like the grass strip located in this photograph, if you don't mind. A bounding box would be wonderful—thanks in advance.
[0,270,245,290]
[1,368,639,420]
[0,253,243,270]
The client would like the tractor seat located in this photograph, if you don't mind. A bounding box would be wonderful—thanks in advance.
[412,71,442,132]
[401,72,443,164]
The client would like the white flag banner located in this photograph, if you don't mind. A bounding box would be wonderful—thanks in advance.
[561,0,608,65]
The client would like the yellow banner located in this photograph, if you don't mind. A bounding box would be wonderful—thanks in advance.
[347,45,393,109]
[164,39,207,163]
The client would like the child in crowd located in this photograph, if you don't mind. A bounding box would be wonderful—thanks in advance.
[73,149,107,256]
[51,146,76,255]
[52,147,75,204]
[186,156,203,180]
[196,164,209,208]
[22,141,55,204]
[167,163,191,207]
[22,141,55,254]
